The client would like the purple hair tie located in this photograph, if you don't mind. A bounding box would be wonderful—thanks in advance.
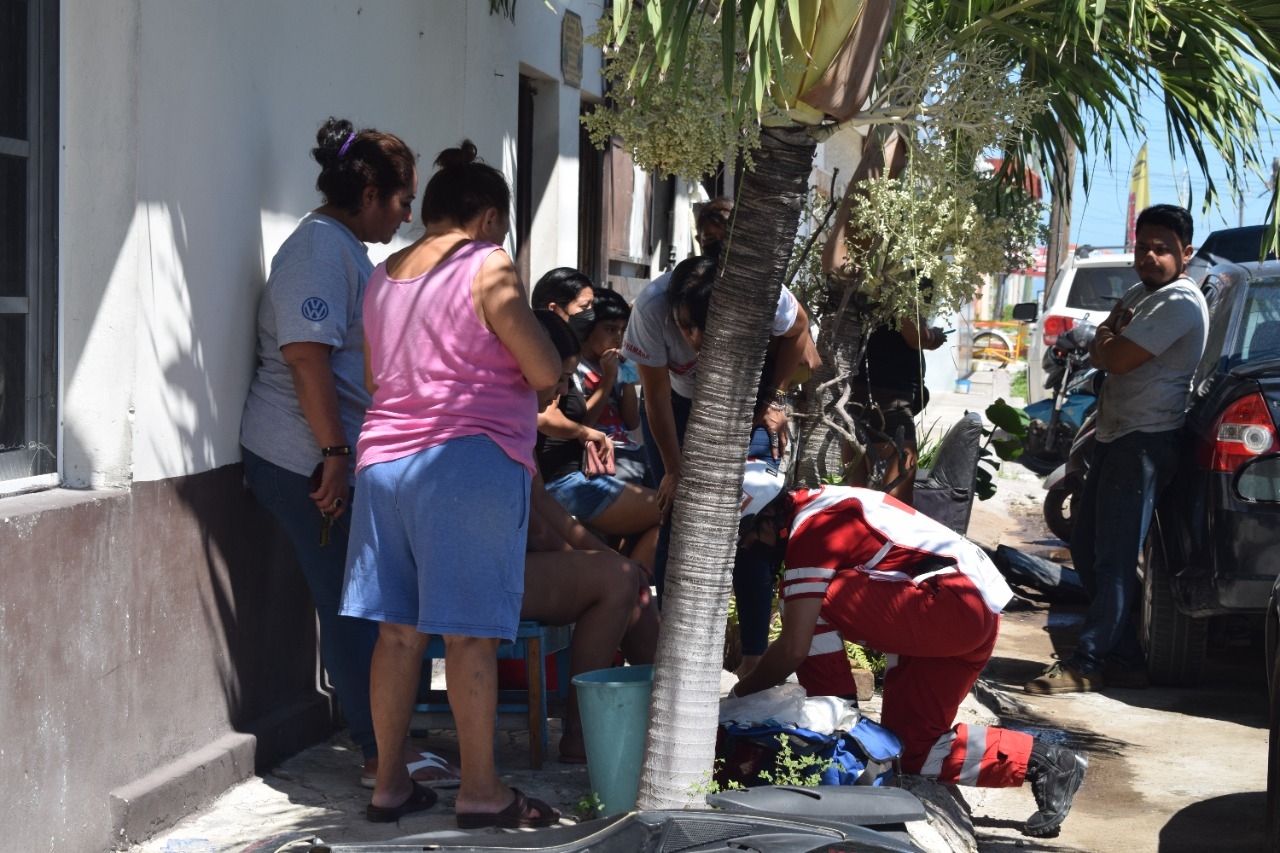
[338,132,356,158]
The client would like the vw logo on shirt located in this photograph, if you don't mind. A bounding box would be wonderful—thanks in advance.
[301,297,329,322]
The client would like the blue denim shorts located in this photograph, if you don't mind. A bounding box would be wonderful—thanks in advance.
[544,470,626,521]
[341,435,529,641]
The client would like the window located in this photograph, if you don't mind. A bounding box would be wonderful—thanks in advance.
[0,0,58,490]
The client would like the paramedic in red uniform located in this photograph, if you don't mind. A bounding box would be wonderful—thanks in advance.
[729,470,1089,838]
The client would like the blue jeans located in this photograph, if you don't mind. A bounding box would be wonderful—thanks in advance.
[1069,429,1180,671]
[639,390,693,600]
[242,448,379,759]
[640,392,776,655]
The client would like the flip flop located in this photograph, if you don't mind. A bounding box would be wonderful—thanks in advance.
[456,788,562,830]
[406,751,462,788]
[360,751,463,789]
[365,780,438,823]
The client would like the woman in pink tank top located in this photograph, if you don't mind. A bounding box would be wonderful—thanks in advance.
[341,141,563,827]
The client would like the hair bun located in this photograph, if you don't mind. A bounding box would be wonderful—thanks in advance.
[434,140,479,170]
[313,117,356,168]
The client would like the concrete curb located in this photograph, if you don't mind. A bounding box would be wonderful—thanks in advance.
[110,732,256,846]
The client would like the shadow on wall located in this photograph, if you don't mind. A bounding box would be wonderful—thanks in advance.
[150,188,340,769]
[175,465,336,770]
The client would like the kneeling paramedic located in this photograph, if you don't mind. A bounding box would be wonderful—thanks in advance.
[730,466,1088,838]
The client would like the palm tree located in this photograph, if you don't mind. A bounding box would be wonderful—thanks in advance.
[638,125,826,808]
[591,0,1280,810]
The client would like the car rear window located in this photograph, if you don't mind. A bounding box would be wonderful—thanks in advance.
[1067,267,1137,311]
[1237,280,1280,363]
[1202,227,1274,263]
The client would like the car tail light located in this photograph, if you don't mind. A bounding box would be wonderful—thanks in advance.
[1042,315,1075,348]
[1197,392,1278,472]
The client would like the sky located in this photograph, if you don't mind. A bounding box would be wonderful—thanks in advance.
[1066,86,1280,250]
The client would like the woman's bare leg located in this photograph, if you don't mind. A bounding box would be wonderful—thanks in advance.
[626,525,660,573]
[590,483,661,536]
[522,550,640,760]
[620,590,659,665]
[368,622,431,809]
[444,634,520,816]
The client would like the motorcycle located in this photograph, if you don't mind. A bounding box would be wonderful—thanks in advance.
[257,786,931,852]
[1042,404,1097,543]
[1016,320,1098,476]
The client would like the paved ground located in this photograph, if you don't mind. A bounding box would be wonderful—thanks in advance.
[947,372,1270,853]
[125,368,1272,852]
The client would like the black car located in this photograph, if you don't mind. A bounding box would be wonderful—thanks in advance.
[1185,224,1278,285]
[1140,261,1280,687]
[1264,474,1280,849]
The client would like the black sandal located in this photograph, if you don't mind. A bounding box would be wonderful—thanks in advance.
[456,788,561,829]
[366,780,439,823]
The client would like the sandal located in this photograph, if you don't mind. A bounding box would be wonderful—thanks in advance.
[365,780,438,823]
[456,788,561,830]
[360,751,462,789]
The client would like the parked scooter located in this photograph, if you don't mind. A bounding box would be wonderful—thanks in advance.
[1043,405,1098,543]
[1017,320,1098,476]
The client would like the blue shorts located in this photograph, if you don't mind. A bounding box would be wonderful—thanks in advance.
[341,435,530,641]
[544,470,626,521]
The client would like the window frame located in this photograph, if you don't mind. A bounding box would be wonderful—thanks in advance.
[0,0,59,495]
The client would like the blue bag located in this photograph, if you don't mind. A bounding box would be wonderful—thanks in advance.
[716,717,903,788]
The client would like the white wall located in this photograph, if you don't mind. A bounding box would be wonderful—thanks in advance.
[515,4,603,282]
[59,0,602,486]
[60,0,142,489]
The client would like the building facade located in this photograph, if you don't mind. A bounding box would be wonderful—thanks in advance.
[0,2,663,848]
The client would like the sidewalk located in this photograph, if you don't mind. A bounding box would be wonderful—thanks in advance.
[126,675,1019,853]
[126,372,1031,853]
[125,702,592,852]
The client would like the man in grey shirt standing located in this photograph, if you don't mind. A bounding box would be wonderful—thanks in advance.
[1027,204,1209,694]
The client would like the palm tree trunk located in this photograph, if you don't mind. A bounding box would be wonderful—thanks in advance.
[636,125,816,810]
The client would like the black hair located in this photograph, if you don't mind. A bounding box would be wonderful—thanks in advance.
[312,117,417,214]
[1136,204,1194,248]
[569,286,630,343]
[420,140,511,226]
[696,196,733,233]
[696,196,733,261]
[531,267,594,311]
[667,255,718,331]
[591,287,631,325]
[736,489,795,550]
[533,309,581,359]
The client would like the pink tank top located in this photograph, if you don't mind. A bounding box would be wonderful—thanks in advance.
[357,240,537,473]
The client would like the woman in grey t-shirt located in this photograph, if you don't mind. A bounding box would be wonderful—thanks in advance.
[239,118,455,789]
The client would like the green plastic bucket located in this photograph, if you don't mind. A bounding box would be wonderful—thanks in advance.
[571,664,653,815]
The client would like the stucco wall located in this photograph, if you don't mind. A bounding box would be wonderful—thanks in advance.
[0,466,323,851]
[0,2,606,849]
[59,0,600,487]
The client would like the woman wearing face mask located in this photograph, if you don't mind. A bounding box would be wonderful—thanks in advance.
[531,266,595,319]
[533,278,661,571]
[521,310,659,764]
